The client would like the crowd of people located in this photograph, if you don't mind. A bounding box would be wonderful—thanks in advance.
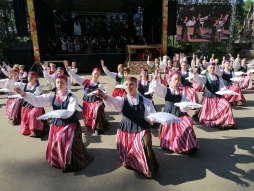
[59,34,146,54]
[0,52,253,178]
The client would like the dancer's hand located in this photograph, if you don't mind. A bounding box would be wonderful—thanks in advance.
[100,59,105,67]
[14,87,25,97]
[94,89,107,100]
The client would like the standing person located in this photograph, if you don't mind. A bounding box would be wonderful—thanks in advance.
[14,75,94,172]
[93,76,159,178]
[101,60,125,97]
[0,68,22,125]
[49,63,56,75]
[64,61,110,135]
[152,71,199,156]
[163,59,173,87]
[5,71,49,137]
[214,60,245,106]
[191,54,205,92]
[192,62,236,129]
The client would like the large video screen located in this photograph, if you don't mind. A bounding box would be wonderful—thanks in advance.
[176,4,232,42]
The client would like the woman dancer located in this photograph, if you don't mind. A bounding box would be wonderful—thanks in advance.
[152,70,199,156]
[215,60,245,106]
[93,76,159,178]
[179,61,199,103]
[5,71,49,137]
[14,75,94,172]
[0,68,22,125]
[64,61,110,135]
[101,60,125,97]
[192,62,236,129]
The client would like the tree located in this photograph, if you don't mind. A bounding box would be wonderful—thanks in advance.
[0,0,23,59]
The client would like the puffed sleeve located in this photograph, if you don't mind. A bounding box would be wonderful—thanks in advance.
[67,69,87,85]
[143,97,156,121]
[0,79,8,88]
[214,65,223,76]
[193,73,207,84]
[22,92,54,107]
[153,78,167,98]
[103,95,124,112]
[43,68,55,83]
[102,66,117,79]
[5,79,26,91]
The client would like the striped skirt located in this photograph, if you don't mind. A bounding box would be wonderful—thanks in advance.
[46,122,94,172]
[6,98,22,119]
[179,86,199,103]
[19,106,46,137]
[192,82,205,92]
[112,88,125,97]
[238,75,253,90]
[224,85,246,103]
[83,101,110,133]
[159,115,199,153]
[116,129,159,178]
[199,97,235,127]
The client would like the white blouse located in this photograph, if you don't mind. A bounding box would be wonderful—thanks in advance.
[104,94,156,122]
[5,79,42,96]
[22,92,77,119]
[193,73,225,90]
[102,66,122,79]
[67,69,105,91]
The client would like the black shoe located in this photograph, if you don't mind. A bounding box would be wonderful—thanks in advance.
[95,129,103,135]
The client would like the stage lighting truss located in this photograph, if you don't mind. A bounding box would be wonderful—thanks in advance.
[177,0,236,53]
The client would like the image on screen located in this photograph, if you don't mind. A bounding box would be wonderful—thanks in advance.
[176,4,232,42]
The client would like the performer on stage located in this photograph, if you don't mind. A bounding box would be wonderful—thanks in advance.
[192,62,236,129]
[101,60,125,97]
[152,70,199,156]
[5,71,49,137]
[93,76,159,178]
[215,60,245,106]
[14,75,94,172]
[64,60,110,135]
[0,68,22,125]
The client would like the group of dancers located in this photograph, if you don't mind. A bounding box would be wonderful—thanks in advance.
[0,52,253,178]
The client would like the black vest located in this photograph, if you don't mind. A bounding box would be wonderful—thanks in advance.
[83,82,102,102]
[51,93,79,126]
[118,95,150,132]
[22,83,40,108]
[180,72,192,86]
[138,80,152,99]
[164,88,186,117]
[222,70,233,86]
[203,74,221,98]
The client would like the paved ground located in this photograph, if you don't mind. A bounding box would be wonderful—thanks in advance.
[0,73,254,191]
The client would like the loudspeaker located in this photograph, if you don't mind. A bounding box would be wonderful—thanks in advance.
[168,0,178,36]
[13,0,28,37]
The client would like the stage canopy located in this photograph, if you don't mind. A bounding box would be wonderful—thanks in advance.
[43,0,156,12]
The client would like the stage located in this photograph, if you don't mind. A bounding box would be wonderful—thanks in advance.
[44,53,127,73]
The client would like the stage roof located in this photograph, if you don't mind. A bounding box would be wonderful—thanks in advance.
[43,0,156,13]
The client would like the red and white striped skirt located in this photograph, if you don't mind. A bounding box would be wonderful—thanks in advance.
[83,100,104,131]
[238,75,253,90]
[46,123,76,170]
[192,82,205,92]
[19,106,45,136]
[179,86,199,103]
[6,98,22,119]
[116,129,159,178]
[224,85,246,103]
[160,115,199,153]
[112,88,125,97]
[199,97,235,126]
